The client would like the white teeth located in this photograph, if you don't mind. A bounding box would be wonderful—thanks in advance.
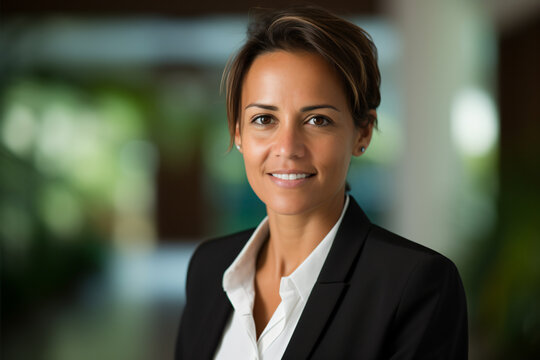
[271,173,311,180]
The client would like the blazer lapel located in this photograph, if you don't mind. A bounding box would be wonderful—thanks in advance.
[282,197,372,360]
[196,289,232,360]
[194,229,255,360]
[190,239,242,359]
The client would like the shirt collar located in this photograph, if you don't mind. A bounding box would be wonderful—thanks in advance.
[222,215,269,293]
[222,195,350,305]
[286,195,350,300]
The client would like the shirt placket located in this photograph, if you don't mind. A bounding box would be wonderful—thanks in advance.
[257,277,299,355]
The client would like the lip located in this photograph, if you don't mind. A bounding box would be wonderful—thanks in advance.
[268,169,316,174]
[267,170,316,188]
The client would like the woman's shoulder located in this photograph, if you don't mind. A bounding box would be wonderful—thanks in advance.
[346,197,459,273]
[363,224,462,283]
[187,228,255,279]
[195,228,254,257]
[368,225,447,257]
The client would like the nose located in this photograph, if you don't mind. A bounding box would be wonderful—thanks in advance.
[274,122,305,159]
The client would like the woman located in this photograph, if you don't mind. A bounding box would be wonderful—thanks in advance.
[176,6,468,360]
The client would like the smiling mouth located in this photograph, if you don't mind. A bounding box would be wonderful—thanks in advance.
[270,173,315,180]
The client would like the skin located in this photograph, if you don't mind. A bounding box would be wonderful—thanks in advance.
[235,50,374,337]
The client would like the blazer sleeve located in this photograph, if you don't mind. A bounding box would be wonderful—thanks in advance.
[387,254,468,359]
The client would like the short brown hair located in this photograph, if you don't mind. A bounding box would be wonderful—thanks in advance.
[222,5,381,149]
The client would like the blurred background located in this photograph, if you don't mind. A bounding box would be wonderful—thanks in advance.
[1,0,539,359]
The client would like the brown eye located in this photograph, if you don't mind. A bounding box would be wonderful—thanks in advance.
[307,116,331,127]
[252,115,275,125]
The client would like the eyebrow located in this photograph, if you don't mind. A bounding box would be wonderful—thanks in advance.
[245,103,278,111]
[301,104,340,112]
[244,103,340,112]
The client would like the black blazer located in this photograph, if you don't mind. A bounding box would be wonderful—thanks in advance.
[175,197,468,359]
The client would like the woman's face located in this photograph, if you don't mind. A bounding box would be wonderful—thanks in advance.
[236,50,371,216]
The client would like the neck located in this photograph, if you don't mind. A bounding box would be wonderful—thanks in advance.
[258,191,346,279]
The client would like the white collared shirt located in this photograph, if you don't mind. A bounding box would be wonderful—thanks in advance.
[214,196,350,360]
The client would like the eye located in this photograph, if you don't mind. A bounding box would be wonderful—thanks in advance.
[251,115,275,125]
[306,116,332,127]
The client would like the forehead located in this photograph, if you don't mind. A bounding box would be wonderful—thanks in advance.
[241,50,347,107]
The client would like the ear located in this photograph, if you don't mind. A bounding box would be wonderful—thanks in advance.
[352,110,376,156]
[234,121,243,153]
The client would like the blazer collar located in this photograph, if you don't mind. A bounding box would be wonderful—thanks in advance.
[282,196,372,359]
[316,196,371,283]
[196,196,372,360]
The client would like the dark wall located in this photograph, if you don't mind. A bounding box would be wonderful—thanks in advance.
[1,0,378,16]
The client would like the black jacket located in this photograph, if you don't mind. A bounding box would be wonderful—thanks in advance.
[176,197,468,359]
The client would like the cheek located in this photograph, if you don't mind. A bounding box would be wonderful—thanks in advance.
[317,137,353,174]
[241,138,269,175]
[323,155,350,185]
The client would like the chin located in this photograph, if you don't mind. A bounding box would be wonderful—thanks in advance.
[262,193,317,216]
